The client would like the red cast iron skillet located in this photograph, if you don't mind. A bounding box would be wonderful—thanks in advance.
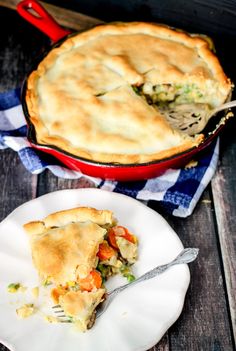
[17,0,233,181]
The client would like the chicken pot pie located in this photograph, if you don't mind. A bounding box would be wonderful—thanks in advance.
[23,206,138,331]
[25,22,232,164]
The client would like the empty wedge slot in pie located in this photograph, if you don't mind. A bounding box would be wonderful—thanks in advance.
[133,82,227,135]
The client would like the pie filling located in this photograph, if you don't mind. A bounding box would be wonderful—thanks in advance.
[134,83,205,106]
[21,207,138,331]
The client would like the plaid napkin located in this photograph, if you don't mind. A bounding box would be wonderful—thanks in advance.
[0,88,219,217]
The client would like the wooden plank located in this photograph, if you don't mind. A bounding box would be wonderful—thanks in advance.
[211,122,236,343]
[0,343,8,351]
[10,0,236,346]
[0,0,102,30]
[0,8,40,351]
[0,7,39,214]
[40,0,236,36]
[150,188,235,350]
[36,171,96,194]
[0,6,50,92]
[212,171,236,342]
[148,334,169,351]
[0,2,235,351]
[0,150,37,220]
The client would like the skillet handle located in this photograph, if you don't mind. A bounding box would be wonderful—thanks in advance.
[17,0,71,42]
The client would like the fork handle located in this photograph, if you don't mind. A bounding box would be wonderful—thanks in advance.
[108,248,198,298]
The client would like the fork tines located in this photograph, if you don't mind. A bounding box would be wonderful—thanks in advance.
[52,304,64,314]
[52,304,72,323]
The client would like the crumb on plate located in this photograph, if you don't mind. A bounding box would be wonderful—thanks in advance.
[16,303,36,318]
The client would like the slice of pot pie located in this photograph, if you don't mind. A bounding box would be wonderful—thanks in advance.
[25,22,232,164]
[23,206,138,331]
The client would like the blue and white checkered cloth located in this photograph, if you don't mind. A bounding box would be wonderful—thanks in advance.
[0,88,219,217]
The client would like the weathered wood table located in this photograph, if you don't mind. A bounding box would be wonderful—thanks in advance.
[0,3,235,350]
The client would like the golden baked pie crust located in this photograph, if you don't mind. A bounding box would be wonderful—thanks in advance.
[25,22,231,164]
[59,289,105,330]
[23,207,114,284]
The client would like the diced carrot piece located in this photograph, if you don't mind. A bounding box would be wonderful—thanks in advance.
[108,226,136,249]
[78,270,102,292]
[51,286,68,304]
[97,241,116,260]
[107,228,118,249]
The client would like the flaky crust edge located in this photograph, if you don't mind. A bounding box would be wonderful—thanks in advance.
[23,206,114,236]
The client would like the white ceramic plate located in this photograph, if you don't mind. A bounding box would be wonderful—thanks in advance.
[0,188,190,351]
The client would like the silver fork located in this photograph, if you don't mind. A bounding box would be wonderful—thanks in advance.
[53,247,199,321]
